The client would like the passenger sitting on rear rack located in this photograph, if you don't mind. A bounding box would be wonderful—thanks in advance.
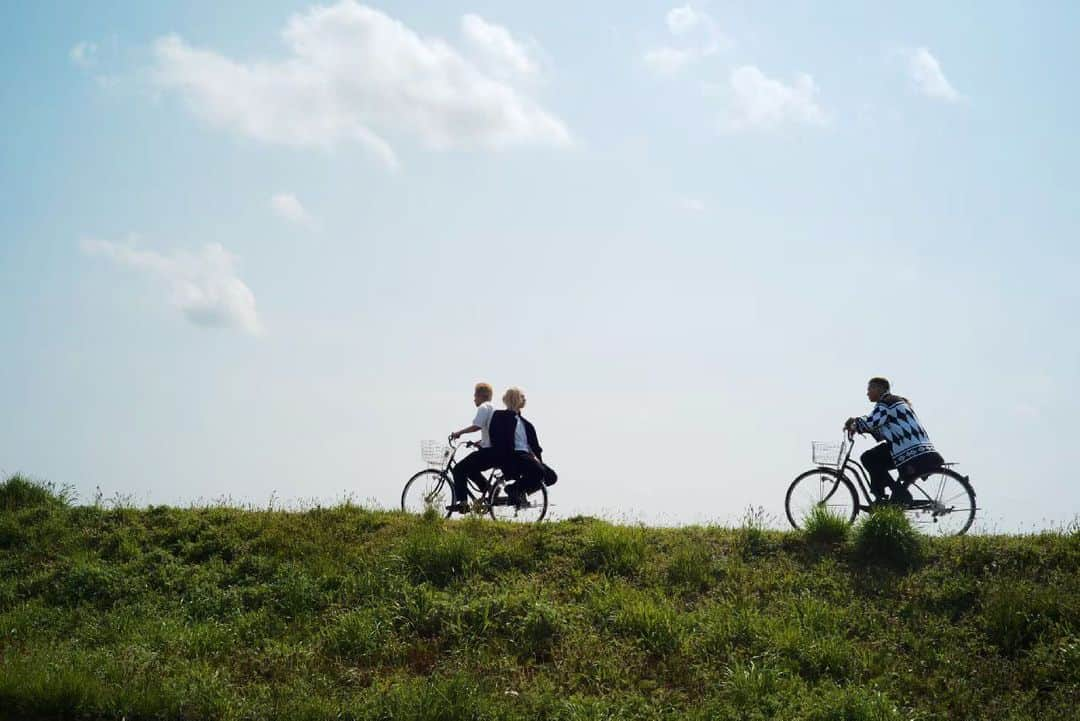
[844,376,945,504]
[489,387,557,507]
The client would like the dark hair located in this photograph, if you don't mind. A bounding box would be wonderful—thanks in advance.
[869,376,912,406]
[868,377,890,391]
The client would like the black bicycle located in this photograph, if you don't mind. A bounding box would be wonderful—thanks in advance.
[400,436,549,523]
[785,434,977,536]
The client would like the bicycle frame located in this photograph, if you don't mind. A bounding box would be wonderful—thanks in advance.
[829,436,971,514]
[440,437,504,503]
[819,435,876,511]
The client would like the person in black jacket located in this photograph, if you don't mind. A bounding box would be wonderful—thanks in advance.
[488,387,557,504]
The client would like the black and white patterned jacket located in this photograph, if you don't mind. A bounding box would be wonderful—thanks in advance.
[855,394,938,466]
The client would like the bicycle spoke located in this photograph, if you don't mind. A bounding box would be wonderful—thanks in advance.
[785,470,858,530]
[487,480,547,523]
[944,488,972,503]
[903,470,975,536]
[402,470,454,518]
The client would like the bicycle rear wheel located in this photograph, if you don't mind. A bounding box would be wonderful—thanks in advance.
[785,468,859,530]
[401,469,454,518]
[903,468,976,536]
[487,478,548,523]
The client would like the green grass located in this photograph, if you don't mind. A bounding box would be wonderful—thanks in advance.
[1,474,1078,720]
[852,505,922,567]
[802,504,852,545]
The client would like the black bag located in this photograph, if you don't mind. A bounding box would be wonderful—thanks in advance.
[541,463,558,486]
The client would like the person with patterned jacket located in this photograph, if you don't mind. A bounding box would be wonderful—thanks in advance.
[844,377,945,504]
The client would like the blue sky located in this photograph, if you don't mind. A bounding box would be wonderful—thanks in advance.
[2,1,1078,529]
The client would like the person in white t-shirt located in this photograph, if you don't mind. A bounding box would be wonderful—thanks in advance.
[448,382,497,512]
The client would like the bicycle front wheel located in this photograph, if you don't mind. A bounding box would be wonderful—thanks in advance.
[401,469,454,518]
[785,468,859,530]
[904,468,976,536]
[487,479,548,523]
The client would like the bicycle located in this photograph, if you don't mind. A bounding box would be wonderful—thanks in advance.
[784,433,978,536]
[400,436,549,523]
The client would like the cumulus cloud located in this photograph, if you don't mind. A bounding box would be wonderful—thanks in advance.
[723,65,828,131]
[461,14,539,79]
[906,47,961,102]
[150,1,570,170]
[643,4,728,76]
[81,236,262,335]
[666,5,703,35]
[69,41,98,68]
[270,193,311,224]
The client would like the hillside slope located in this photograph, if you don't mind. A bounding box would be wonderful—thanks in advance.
[0,475,1077,720]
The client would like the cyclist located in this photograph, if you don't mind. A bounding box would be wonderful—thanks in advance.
[844,377,945,504]
[489,386,557,505]
[448,382,497,512]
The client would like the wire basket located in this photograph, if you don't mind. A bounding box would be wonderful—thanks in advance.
[421,440,451,467]
[811,440,845,467]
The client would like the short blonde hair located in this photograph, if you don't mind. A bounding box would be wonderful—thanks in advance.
[474,382,493,402]
[502,386,526,411]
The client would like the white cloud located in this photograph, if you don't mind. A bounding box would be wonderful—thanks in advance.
[643,4,729,76]
[906,47,961,102]
[270,193,311,224]
[150,2,570,170]
[666,5,702,36]
[724,65,828,131]
[643,47,696,75]
[461,14,538,79]
[69,41,98,68]
[81,236,262,335]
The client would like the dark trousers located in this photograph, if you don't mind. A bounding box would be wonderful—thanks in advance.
[898,451,945,481]
[452,447,497,500]
[862,444,946,499]
[506,452,557,495]
[860,443,898,499]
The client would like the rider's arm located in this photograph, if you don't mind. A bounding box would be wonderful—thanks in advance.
[854,402,889,433]
[450,424,481,440]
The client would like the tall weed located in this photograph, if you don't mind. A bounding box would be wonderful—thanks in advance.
[852,506,921,567]
[0,474,73,511]
[802,505,851,545]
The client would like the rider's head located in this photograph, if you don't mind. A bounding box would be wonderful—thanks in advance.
[867,377,890,402]
[502,387,526,412]
[473,382,493,406]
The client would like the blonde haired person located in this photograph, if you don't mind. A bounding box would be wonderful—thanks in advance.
[489,387,557,505]
[448,382,497,513]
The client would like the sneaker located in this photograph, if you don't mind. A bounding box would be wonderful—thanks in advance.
[445,501,470,514]
[504,485,527,508]
[890,488,914,506]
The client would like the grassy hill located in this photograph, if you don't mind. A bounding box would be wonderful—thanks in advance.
[0,474,1077,721]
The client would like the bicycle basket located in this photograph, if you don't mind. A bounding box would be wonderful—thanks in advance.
[421,440,451,467]
[811,440,845,467]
